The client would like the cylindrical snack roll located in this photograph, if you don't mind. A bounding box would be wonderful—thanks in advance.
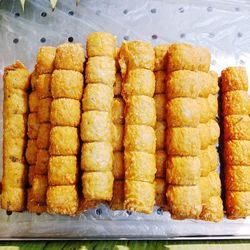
[36,47,56,74]
[154,44,170,71]
[156,150,167,178]
[110,180,124,210]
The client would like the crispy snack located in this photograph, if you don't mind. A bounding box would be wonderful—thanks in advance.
[112,151,124,180]
[124,125,156,154]
[83,83,113,112]
[222,90,250,116]
[25,139,38,165]
[51,70,83,100]
[112,124,124,151]
[225,165,250,191]
[200,145,218,177]
[198,97,217,123]
[36,74,52,99]
[37,123,51,149]
[199,196,224,222]
[226,191,250,219]
[154,94,166,122]
[54,43,85,72]
[1,187,26,212]
[35,149,49,175]
[114,73,122,96]
[80,111,112,142]
[122,69,155,98]
[47,185,79,215]
[112,98,125,124]
[155,178,167,209]
[208,119,220,145]
[85,56,116,85]
[166,43,211,73]
[198,123,210,150]
[200,171,221,203]
[224,140,250,166]
[166,127,200,156]
[86,32,116,58]
[2,161,27,188]
[156,150,166,178]
[48,156,78,185]
[4,61,30,90]
[166,70,199,99]
[119,40,155,77]
[4,89,28,115]
[155,71,165,94]
[4,137,25,164]
[28,91,39,113]
[27,113,39,139]
[124,180,155,214]
[37,98,52,123]
[197,71,218,97]
[30,70,39,90]
[124,151,156,183]
[166,156,200,185]
[155,121,166,150]
[221,67,248,93]
[49,126,79,155]
[81,142,113,171]
[125,96,156,127]
[27,189,47,214]
[28,165,35,186]
[154,44,170,71]
[167,185,202,219]
[166,98,200,127]
[207,94,218,119]
[31,175,48,203]
[4,114,27,138]
[110,180,124,210]
[50,98,81,126]
[224,115,250,140]
[82,171,114,200]
[36,46,56,74]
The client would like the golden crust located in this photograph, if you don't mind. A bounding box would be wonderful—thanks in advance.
[28,91,39,113]
[112,151,124,180]
[155,178,167,209]
[197,71,218,97]
[166,98,200,127]
[4,114,27,139]
[25,139,38,165]
[27,113,39,139]
[81,142,113,171]
[154,44,170,71]
[167,185,202,219]
[28,165,35,186]
[119,40,155,77]
[48,156,78,185]
[124,125,156,154]
[86,32,116,58]
[37,123,51,149]
[226,191,250,219]
[124,180,155,214]
[36,46,56,74]
[4,137,25,164]
[198,97,216,123]
[112,124,124,151]
[208,119,220,145]
[54,43,85,72]
[154,94,166,122]
[224,140,250,166]
[47,185,78,215]
[122,69,155,98]
[207,94,218,119]
[37,98,52,123]
[35,149,49,175]
[125,96,156,127]
[155,121,166,150]
[51,70,83,100]
[85,56,116,85]
[166,127,200,156]
[83,83,113,112]
[114,72,122,96]
[198,123,210,150]
[125,151,156,183]
[31,175,48,203]
[27,189,47,214]
[82,171,114,200]
[110,180,124,210]
[166,155,200,185]
[222,90,250,116]
[166,43,211,73]
[30,70,39,90]
[224,115,250,140]
[49,126,79,155]
[51,98,81,126]
[221,67,248,93]
[156,150,166,178]
[225,165,250,191]
[80,111,112,142]
[112,97,125,124]
[36,74,52,99]
[155,71,166,94]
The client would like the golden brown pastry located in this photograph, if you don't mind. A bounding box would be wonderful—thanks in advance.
[155,178,167,209]
[36,74,52,99]
[112,124,124,151]
[154,94,166,122]
[198,123,211,150]
[28,91,39,113]
[36,46,56,74]
[31,175,48,203]
[155,71,166,94]
[27,113,39,139]
[35,149,49,175]
[37,123,50,149]
[112,97,125,124]
[156,150,167,178]
[113,72,122,96]
[37,97,52,123]
[110,180,124,210]
[4,114,27,139]
[28,165,35,186]
[27,189,47,214]
[155,121,166,150]
[112,152,124,180]
[154,44,170,71]
[25,139,38,165]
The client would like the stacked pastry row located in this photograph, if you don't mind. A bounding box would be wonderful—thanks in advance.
[81,32,115,202]
[222,67,250,219]
[2,61,29,212]
[119,41,157,214]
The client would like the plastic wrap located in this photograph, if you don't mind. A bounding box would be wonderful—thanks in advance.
[1,0,250,239]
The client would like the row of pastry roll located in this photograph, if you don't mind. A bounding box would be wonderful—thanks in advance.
[119,41,157,214]
[154,45,169,209]
[1,61,30,212]
[222,67,250,219]
[46,43,84,215]
[165,44,223,221]
[80,32,115,203]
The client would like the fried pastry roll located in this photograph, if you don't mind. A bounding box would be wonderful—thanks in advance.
[36,46,56,74]
[112,124,124,151]
[112,152,124,180]
[155,121,166,150]
[112,98,125,124]
[110,180,124,210]
[25,139,38,165]
[4,114,27,139]
[154,44,170,71]
[35,149,49,175]
[37,123,51,149]
[31,175,48,203]
[36,74,52,99]
[155,178,167,209]
[27,113,39,139]
[114,72,122,96]
[37,97,52,123]
[154,94,166,122]
[155,71,166,94]
[28,91,39,113]
[156,150,167,178]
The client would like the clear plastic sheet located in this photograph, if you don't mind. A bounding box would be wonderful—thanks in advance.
[1,0,250,239]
